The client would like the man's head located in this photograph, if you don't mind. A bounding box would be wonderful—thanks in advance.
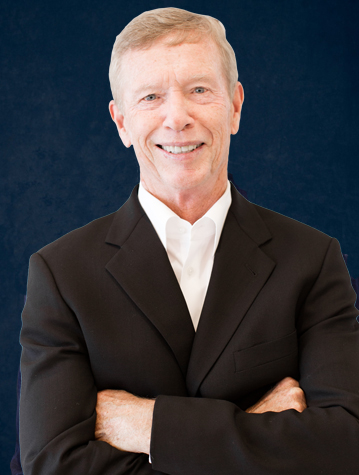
[109,8,244,204]
[109,8,238,109]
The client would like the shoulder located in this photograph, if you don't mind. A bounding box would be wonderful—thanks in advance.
[230,186,333,252]
[253,202,331,246]
[230,188,336,269]
[39,211,116,254]
[34,211,120,274]
[248,201,339,272]
[35,185,142,261]
[32,185,144,273]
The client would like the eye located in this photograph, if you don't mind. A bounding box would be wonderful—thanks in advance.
[194,87,206,94]
[144,94,157,101]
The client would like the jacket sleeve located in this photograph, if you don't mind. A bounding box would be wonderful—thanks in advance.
[150,238,359,475]
[20,252,164,475]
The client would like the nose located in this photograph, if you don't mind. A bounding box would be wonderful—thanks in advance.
[162,92,194,131]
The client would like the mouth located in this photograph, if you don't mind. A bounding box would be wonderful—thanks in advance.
[156,143,204,154]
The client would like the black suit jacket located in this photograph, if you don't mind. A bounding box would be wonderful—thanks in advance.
[20,184,359,474]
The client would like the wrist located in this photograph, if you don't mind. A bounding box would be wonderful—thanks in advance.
[140,398,155,454]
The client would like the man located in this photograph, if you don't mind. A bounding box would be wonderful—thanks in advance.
[19,7,359,475]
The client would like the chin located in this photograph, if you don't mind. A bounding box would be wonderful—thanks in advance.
[166,172,209,191]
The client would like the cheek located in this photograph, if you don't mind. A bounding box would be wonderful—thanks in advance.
[207,105,232,136]
[130,113,158,146]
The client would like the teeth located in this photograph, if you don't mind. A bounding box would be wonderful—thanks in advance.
[161,144,202,154]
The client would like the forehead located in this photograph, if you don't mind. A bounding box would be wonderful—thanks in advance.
[121,38,225,90]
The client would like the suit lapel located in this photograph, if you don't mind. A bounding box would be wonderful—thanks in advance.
[186,187,276,396]
[104,185,276,390]
[105,187,195,377]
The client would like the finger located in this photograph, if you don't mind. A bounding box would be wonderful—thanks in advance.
[275,377,300,390]
[94,430,105,440]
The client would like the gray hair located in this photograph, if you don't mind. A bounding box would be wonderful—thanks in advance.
[109,7,238,109]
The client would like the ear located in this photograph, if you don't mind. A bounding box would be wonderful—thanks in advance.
[109,100,132,148]
[230,82,244,135]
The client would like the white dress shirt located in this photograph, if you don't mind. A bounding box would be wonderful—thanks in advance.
[138,181,232,330]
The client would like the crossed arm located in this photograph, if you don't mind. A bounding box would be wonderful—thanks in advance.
[20,240,359,474]
[95,377,307,454]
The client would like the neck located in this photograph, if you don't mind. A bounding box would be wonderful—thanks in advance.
[141,175,228,225]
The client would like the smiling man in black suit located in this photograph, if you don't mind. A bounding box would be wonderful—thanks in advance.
[19,7,359,475]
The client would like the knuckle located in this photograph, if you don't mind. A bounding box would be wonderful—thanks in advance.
[290,387,303,397]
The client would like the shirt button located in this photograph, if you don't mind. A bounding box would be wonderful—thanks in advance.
[188,267,194,276]
[179,227,186,234]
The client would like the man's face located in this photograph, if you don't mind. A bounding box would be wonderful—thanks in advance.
[110,36,244,196]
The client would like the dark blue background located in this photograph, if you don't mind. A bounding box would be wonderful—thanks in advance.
[1,0,358,471]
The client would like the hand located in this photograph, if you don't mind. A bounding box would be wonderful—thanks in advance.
[246,377,307,414]
[95,389,155,454]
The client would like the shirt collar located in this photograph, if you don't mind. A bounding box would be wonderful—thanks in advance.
[204,180,232,251]
[138,181,232,251]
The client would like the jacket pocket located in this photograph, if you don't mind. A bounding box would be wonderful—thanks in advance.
[234,330,298,373]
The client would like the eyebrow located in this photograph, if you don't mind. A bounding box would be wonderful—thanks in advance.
[132,74,216,96]
[132,84,160,96]
[187,74,215,82]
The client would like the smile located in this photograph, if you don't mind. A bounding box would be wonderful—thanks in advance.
[157,143,204,154]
